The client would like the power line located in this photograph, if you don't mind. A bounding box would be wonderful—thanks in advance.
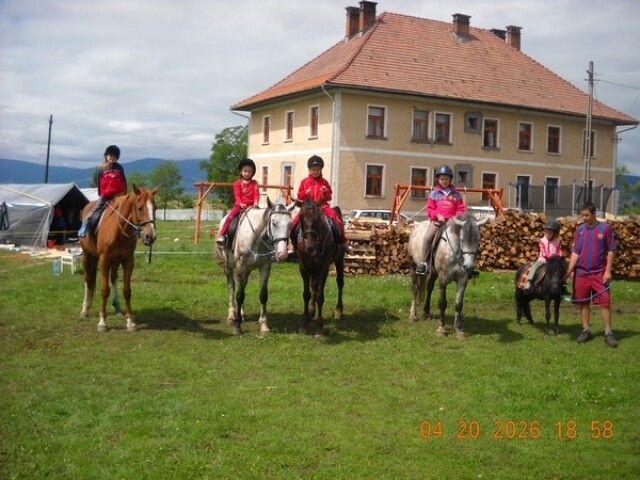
[596,79,640,91]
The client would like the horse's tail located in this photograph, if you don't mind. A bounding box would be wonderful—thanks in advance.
[416,272,426,303]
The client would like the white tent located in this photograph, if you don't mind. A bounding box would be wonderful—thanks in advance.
[0,183,89,248]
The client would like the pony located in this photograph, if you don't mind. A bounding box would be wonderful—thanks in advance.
[216,196,294,335]
[407,212,487,339]
[79,185,159,332]
[515,255,568,335]
[294,196,345,336]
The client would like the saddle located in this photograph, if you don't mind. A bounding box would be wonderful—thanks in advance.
[425,223,447,269]
[517,262,546,290]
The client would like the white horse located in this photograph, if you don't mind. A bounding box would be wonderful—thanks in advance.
[407,212,488,339]
[216,196,295,335]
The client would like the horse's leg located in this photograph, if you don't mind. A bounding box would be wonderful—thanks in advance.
[436,281,448,337]
[121,257,136,332]
[110,266,123,315]
[334,257,344,320]
[524,298,534,324]
[232,270,250,335]
[224,266,236,325]
[313,268,330,337]
[257,262,272,335]
[553,296,561,335]
[515,289,523,324]
[80,254,97,319]
[543,296,552,336]
[300,267,311,334]
[424,273,437,320]
[97,257,112,332]
[452,279,469,340]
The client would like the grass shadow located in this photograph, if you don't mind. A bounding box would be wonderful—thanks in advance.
[134,307,232,339]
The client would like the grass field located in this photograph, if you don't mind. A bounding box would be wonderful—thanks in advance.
[1,221,639,479]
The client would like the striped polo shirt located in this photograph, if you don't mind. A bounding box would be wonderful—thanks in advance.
[571,221,616,276]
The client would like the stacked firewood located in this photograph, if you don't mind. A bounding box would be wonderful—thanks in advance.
[344,212,640,278]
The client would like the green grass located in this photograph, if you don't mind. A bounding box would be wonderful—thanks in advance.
[1,221,639,479]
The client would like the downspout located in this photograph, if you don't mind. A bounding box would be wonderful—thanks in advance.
[231,110,252,156]
[322,84,340,206]
[612,123,637,216]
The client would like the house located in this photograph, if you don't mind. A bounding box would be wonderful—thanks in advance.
[231,1,638,216]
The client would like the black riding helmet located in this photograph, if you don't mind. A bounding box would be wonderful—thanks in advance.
[435,165,453,178]
[307,155,324,168]
[237,158,256,176]
[544,219,561,232]
[104,145,120,159]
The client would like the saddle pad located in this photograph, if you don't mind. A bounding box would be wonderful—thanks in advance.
[517,263,533,290]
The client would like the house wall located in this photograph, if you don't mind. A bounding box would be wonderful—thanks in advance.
[246,89,617,214]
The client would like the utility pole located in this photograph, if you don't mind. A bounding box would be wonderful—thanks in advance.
[44,114,53,183]
[583,62,594,203]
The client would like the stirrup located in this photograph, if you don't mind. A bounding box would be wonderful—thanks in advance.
[216,236,226,245]
[78,224,88,238]
[415,262,428,275]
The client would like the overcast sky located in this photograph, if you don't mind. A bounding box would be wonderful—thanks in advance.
[1,0,639,176]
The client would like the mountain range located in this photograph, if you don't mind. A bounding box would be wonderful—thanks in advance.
[0,158,207,193]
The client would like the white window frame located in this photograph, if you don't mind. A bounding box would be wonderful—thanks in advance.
[366,104,387,139]
[364,162,385,197]
[433,111,452,145]
[482,117,500,148]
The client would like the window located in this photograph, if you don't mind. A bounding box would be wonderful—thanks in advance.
[464,112,482,133]
[545,177,559,206]
[262,115,271,144]
[582,129,597,158]
[282,165,293,188]
[483,119,499,148]
[455,164,473,188]
[285,111,294,142]
[261,166,269,193]
[518,122,532,151]
[547,126,561,154]
[412,109,429,143]
[309,106,319,138]
[434,113,451,144]
[515,175,531,208]
[367,106,386,138]
[366,164,384,196]
[410,167,428,199]
[481,172,497,201]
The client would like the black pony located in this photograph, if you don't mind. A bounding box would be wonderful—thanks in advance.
[515,255,568,335]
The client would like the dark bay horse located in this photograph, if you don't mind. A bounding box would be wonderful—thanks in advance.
[79,185,159,332]
[294,197,345,336]
[515,255,568,335]
[216,197,294,335]
[407,212,487,340]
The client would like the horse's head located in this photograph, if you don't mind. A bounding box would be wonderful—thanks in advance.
[298,197,325,256]
[132,185,159,246]
[543,255,567,296]
[451,213,487,275]
[266,196,295,261]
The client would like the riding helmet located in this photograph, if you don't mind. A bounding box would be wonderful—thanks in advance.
[307,155,324,168]
[237,158,256,175]
[104,145,121,159]
[544,219,561,232]
[435,165,453,178]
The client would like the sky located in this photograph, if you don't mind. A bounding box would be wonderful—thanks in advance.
[1,0,639,175]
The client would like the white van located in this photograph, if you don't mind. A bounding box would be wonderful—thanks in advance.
[346,209,410,225]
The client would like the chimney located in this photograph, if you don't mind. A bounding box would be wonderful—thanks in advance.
[452,13,471,37]
[506,25,522,50]
[345,6,360,37]
[358,1,377,32]
[490,28,506,40]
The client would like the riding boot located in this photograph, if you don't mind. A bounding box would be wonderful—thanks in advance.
[415,249,431,276]
[78,222,88,238]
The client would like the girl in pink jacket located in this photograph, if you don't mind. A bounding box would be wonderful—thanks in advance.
[524,219,562,291]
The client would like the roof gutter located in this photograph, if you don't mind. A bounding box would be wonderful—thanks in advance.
[322,84,341,207]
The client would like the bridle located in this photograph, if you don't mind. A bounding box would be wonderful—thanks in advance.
[108,193,156,239]
[442,218,479,273]
[245,204,292,259]
[300,202,330,255]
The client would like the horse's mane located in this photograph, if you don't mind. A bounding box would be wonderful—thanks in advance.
[450,212,480,243]
[545,255,567,276]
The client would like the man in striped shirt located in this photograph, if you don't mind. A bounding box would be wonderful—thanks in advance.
[565,202,617,347]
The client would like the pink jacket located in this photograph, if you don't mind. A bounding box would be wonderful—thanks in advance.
[426,185,466,221]
[537,237,561,263]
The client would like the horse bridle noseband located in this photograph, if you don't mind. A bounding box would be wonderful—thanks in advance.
[245,205,292,258]
[108,197,156,239]
[442,220,478,270]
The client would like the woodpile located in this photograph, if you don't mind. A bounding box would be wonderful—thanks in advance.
[344,212,640,278]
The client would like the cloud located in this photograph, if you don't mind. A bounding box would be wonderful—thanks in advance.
[1,0,638,175]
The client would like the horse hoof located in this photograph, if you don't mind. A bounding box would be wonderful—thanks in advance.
[455,331,465,341]
[97,325,108,333]
[436,328,446,338]
[226,318,235,326]
[232,326,242,335]
[127,325,137,332]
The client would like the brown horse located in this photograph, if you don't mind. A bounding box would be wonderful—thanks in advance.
[79,185,159,332]
[294,197,345,336]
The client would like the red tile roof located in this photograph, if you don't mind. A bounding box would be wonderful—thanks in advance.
[232,12,637,125]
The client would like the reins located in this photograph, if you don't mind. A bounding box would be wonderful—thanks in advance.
[244,205,292,259]
[106,193,156,263]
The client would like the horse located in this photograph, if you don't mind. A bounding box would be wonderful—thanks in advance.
[407,212,487,340]
[515,255,568,335]
[216,196,294,336]
[79,185,159,332]
[294,196,345,336]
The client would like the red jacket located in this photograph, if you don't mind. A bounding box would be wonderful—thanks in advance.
[297,174,332,205]
[233,179,260,207]
[98,162,127,197]
[426,184,466,221]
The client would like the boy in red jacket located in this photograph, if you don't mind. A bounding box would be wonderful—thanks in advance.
[415,165,467,275]
[78,145,127,237]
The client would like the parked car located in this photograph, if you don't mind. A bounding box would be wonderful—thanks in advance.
[346,209,411,225]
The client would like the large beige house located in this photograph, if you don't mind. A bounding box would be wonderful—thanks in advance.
[232,1,637,216]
